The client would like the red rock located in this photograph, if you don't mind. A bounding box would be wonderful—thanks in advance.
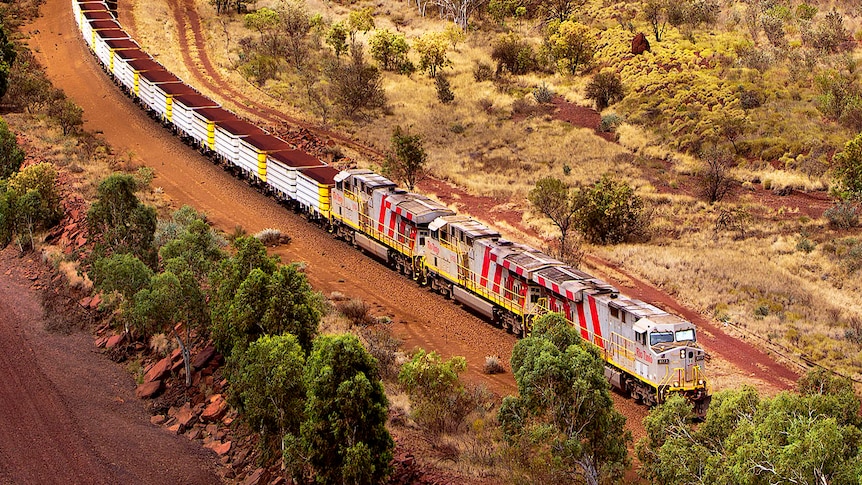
[143,357,171,383]
[171,358,184,373]
[105,334,123,349]
[201,394,228,422]
[79,297,92,308]
[632,32,651,55]
[88,294,101,309]
[241,468,266,485]
[167,423,181,434]
[186,426,202,440]
[135,380,163,399]
[191,345,216,370]
[176,403,196,428]
[171,347,183,362]
[212,441,231,456]
[95,336,108,348]
[150,414,166,425]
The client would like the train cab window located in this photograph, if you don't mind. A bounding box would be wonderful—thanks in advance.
[610,307,619,319]
[419,237,425,246]
[336,181,343,190]
[649,331,674,346]
[431,230,439,239]
[636,331,646,345]
[676,329,696,342]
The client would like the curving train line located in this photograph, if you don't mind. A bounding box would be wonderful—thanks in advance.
[72,0,711,415]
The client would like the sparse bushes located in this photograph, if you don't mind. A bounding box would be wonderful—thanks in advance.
[832,133,862,201]
[532,82,554,104]
[599,113,622,132]
[483,355,505,374]
[399,349,475,434]
[573,175,648,244]
[435,74,454,104]
[254,227,284,246]
[335,298,373,326]
[491,33,537,75]
[0,116,23,179]
[824,201,859,229]
[472,61,493,82]
[585,70,624,111]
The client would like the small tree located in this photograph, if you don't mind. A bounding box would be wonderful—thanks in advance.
[325,22,348,57]
[227,334,306,453]
[398,349,471,433]
[833,133,862,200]
[369,30,410,72]
[499,313,630,484]
[87,173,157,266]
[545,19,596,75]
[383,125,426,191]
[285,334,393,484]
[49,95,84,136]
[0,116,23,179]
[435,74,455,104]
[413,32,451,77]
[91,253,154,303]
[0,23,16,99]
[347,7,374,43]
[584,70,624,111]
[329,43,385,119]
[529,177,577,261]
[699,149,733,204]
[0,163,63,251]
[573,174,646,244]
[644,0,668,42]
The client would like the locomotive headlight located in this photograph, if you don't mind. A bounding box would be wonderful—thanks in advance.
[680,349,685,358]
[673,381,680,387]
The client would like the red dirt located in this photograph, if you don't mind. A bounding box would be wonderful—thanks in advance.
[0,248,221,484]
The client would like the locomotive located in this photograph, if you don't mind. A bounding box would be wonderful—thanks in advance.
[72,0,711,416]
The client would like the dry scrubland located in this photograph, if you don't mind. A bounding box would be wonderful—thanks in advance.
[128,0,862,384]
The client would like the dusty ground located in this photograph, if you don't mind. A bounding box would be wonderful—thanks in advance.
[0,248,222,484]
[13,0,818,482]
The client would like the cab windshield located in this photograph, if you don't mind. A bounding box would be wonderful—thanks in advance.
[649,331,674,346]
[676,329,696,342]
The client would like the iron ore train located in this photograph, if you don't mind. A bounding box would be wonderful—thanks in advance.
[72,0,711,415]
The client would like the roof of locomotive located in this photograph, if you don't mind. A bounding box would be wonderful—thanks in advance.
[104,38,140,50]
[269,149,322,168]
[533,265,617,301]
[82,10,114,20]
[88,19,121,30]
[192,107,240,123]
[299,166,340,185]
[114,48,150,61]
[242,134,292,152]
[127,58,164,72]
[429,215,500,239]
[95,29,128,40]
[173,93,219,109]
[216,119,267,137]
[384,192,455,224]
[349,170,396,190]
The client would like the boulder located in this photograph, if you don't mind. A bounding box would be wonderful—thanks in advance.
[144,357,172,383]
[205,440,231,456]
[88,294,102,309]
[105,334,124,349]
[150,414,166,425]
[136,380,163,399]
[191,345,216,370]
[632,32,650,55]
[176,403,196,429]
[242,468,267,485]
[201,394,228,422]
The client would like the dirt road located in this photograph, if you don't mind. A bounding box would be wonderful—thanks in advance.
[0,249,221,484]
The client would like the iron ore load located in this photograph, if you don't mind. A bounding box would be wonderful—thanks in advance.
[72,0,711,416]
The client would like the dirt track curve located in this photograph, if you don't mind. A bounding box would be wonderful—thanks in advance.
[0,250,221,484]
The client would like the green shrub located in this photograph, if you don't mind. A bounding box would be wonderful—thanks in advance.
[399,349,474,434]
[435,74,454,104]
[473,61,493,82]
[491,33,537,75]
[824,201,859,229]
[573,175,648,244]
[533,82,554,104]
